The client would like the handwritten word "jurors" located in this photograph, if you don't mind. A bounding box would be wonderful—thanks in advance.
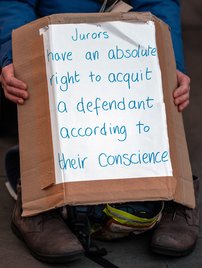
[71,27,109,41]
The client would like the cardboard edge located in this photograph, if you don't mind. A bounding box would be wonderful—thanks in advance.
[13,16,57,193]
[154,17,194,208]
[12,12,195,216]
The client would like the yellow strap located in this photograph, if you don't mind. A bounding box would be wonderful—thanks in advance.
[103,203,163,227]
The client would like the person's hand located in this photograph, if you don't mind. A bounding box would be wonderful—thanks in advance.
[173,70,190,112]
[0,63,28,104]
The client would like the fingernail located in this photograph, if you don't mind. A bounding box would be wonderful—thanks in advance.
[175,99,179,105]
[18,99,24,105]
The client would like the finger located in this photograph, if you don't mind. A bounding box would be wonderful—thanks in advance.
[176,70,191,86]
[178,100,190,112]
[3,74,27,90]
[173,85,190,98]
[5,85,29,99]
[4,91,25,105]
[2,64,27,90]
[174,92,190,106]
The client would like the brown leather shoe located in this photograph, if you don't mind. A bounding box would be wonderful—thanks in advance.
[151,177,199,256]
[11,185,84,263]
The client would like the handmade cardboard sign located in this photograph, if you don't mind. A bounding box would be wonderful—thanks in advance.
[40,20,172,184]
[12,12,194,216]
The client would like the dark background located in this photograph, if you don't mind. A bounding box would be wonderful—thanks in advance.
[0,1,202,267]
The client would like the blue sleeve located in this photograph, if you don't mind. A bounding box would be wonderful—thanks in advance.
[131,0,185,73]
[0,0,185,72]
[0,0,38,68]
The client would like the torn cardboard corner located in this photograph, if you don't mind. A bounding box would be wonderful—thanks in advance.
[104,0,133,13]
[12,12,194,217]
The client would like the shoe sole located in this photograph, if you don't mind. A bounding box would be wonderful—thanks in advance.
[151,243,196,257]
[11,221,84,264]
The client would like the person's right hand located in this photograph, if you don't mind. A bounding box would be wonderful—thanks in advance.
[0,63,28,104]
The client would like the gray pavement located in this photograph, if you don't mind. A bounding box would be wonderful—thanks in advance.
[1,2,202,267]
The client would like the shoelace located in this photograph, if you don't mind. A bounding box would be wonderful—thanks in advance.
[173,205,191,222]
[163,202,191,222]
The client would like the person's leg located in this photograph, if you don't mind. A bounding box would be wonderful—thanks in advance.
[3,123,84,263]
[151,176,199,256]
[11,182,84,263]
[0,86,18,137]
[5,145,20,197]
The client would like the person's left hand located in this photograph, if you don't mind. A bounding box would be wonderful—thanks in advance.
[173,70,191,112]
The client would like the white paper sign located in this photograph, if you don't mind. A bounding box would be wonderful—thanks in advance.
[40,20,173,184]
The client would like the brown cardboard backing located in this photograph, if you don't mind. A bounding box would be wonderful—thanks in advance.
[12,12,194,216]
